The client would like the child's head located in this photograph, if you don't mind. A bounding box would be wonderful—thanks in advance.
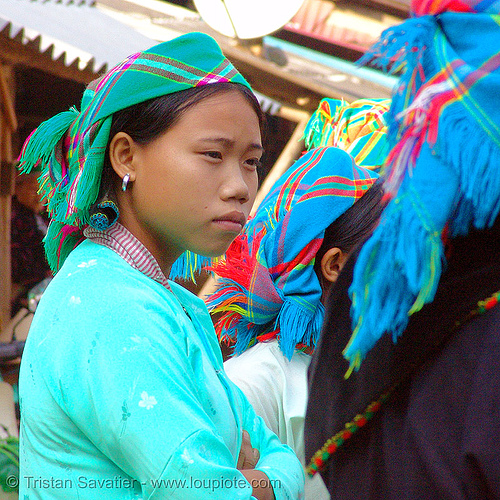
[313,180,384,300]
[106,83,264,269]
[206,146,381,359]
[17,32,263,273]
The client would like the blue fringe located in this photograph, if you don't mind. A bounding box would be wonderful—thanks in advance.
[276,299,325,360]
[227,300,324,361]
[346,191,445,369]
[357,16,437,76]
[169,251,213,282]
[232,320,262,356]
[441,111,500,236]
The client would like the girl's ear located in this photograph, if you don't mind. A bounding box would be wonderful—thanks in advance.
[109,132,137,182]
[320,247,348,284]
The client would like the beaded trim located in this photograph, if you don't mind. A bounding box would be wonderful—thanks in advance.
[306,289,500,476]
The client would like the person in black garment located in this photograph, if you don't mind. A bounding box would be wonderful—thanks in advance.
[304,0,500,498]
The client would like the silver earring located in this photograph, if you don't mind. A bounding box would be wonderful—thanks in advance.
[122,173,130,192]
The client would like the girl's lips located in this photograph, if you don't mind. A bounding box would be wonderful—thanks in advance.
[213,211,247,232]
[213,219,244,232]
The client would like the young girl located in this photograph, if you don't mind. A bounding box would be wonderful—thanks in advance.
[17,32,304,499]
[205,145,385,499]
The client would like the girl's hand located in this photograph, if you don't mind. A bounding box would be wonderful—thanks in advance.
[238,431,275,500]
[237,430,260,470]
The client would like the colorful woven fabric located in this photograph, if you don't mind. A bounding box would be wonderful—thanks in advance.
[412,0,500,15]
[303,98,390,172]
[345,5,500,372]
[206,147,378,360]
[17,32,250,273]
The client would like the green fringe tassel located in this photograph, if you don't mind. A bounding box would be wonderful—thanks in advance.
[17,108,78,173]
[74,117,112,219]
[43,221,84,274]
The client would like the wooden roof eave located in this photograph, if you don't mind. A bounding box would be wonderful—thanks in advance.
[0,31,101,85]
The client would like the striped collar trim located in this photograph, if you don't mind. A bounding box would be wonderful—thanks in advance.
[83,223,171,289]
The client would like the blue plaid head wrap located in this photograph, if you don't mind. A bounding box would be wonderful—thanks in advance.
[206,147,378,360]
[345,0,500,374]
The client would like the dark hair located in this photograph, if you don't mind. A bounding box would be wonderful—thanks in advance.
[313,179,386,276]
[100,82,266,196]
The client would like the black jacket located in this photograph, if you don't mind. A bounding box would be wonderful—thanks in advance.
[305,220,500,500]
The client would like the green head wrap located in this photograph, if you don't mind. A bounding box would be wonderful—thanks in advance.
[17,32,251,273]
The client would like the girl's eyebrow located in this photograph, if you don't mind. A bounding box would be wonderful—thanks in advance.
[198,137,264,152]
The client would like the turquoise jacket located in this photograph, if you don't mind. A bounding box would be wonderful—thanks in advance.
[19,240,304,499]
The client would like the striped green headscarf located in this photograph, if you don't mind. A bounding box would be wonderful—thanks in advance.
[303,98,390,172]
[17,32,251,273]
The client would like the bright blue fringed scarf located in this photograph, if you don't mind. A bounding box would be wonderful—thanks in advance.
[345,5,500,374]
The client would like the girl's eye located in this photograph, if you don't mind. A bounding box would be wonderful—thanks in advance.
[204,151,222,160]
[244,158,262,171]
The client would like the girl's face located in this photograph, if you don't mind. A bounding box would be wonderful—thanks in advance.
[115,89,262,274]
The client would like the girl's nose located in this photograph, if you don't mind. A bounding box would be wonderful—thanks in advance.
[220,164,251,203]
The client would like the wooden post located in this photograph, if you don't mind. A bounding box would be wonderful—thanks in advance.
[250,107,310,216]
[0,64,17,330]
[198,106,311,299]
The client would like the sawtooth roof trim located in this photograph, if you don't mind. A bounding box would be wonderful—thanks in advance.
[0,0,155,76]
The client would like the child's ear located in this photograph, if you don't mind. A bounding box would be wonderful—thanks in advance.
[320,247,349,284]
[109,132,137,182]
